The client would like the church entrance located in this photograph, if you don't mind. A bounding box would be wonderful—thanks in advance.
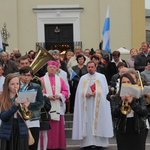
[45,24,73,52]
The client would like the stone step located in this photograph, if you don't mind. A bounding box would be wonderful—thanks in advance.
[66,138,80,147]
[65,121,73,128]
[65,113,73,121]
[65,113,73,138]
[65,128,72,138]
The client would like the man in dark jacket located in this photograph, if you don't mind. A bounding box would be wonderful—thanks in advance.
[134,42,150,72]
[0,51,18,76]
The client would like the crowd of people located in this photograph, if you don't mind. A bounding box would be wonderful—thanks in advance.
[0,41,150,150]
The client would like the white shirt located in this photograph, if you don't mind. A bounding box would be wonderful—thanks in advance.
[0,76,5,91]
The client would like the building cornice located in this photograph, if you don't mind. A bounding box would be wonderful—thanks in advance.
[33,7,84,13]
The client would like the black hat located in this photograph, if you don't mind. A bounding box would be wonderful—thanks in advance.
[89,48,95,55]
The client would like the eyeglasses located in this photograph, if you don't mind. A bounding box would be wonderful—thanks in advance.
[21,73,32,77]
[20,62,30,65]
[112,55,119,57]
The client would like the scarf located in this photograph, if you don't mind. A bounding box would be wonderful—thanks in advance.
[44,74,61,121]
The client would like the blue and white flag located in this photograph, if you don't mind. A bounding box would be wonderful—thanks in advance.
[0,32,3,51]
[70,69,77,80]
[102,6,111,54]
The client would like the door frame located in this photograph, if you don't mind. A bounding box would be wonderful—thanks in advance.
[33,5,83,43]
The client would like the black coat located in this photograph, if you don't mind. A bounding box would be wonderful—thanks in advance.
[110,96,148,133]
[72,65,87,89]
[106,60,127,85]
[0,60,19,76]
[96,64,106,75]
[134,52,150,72]
[40,96,51,122]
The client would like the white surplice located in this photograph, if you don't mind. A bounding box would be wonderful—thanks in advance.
[72,72,114,148]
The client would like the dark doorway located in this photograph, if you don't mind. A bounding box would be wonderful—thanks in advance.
[45,24,73,52]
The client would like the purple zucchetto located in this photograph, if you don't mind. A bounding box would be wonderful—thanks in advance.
[47,60,59,67]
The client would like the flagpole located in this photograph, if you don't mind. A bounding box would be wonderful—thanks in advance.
[110,49,112,61]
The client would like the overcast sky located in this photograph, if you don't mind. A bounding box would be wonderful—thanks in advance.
[145,0,150,9]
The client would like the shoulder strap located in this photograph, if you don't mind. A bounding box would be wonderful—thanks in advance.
[17,111,28,128]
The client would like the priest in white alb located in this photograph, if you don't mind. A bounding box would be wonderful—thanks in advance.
[72,61,114,149]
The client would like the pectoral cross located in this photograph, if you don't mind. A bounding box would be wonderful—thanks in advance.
[51,85,55,90]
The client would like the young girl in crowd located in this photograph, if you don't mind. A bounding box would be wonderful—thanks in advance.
[111,73,148,150]
[0,74,29,150]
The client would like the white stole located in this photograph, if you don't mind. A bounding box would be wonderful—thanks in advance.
[44,74,61,121]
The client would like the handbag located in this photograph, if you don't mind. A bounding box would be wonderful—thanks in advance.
[40,96,51,122]
[18,111,35,145]
[40,107,50,122]
[28,128,35,146]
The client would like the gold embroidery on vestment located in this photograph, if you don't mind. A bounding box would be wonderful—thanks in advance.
[82,79,89,111]
[94,80,101,135]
